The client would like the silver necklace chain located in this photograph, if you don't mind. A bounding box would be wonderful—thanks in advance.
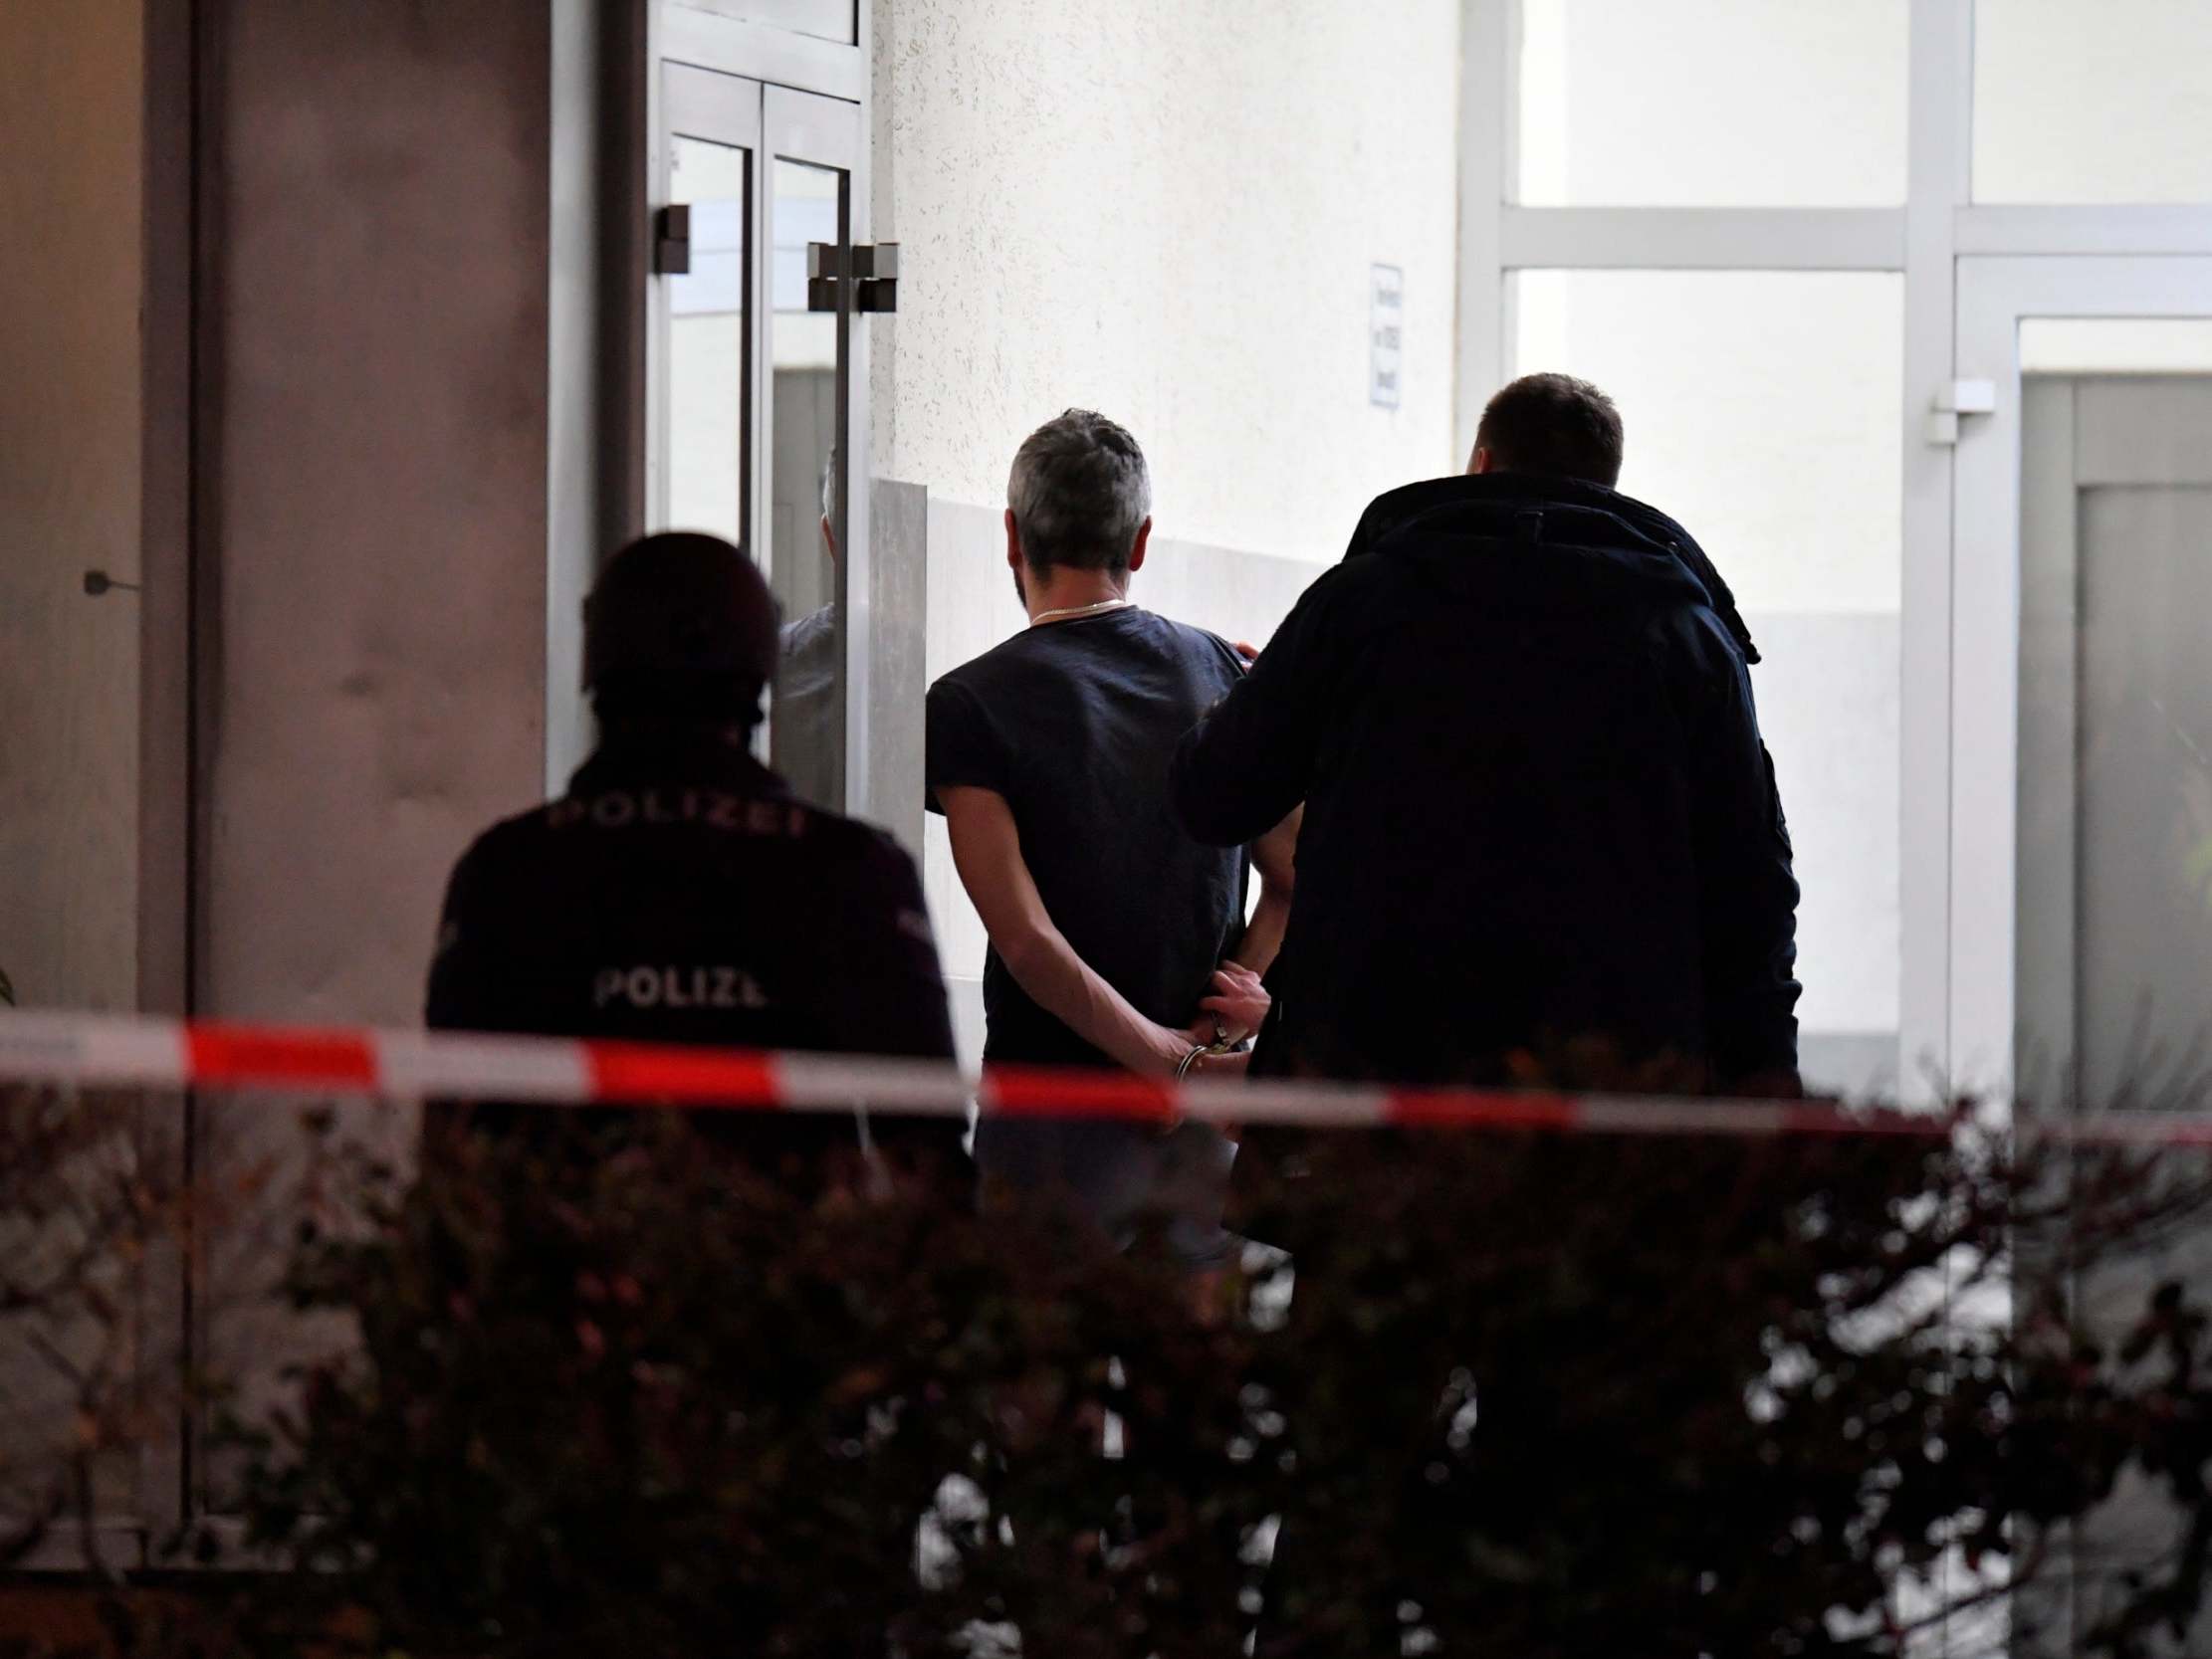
[1029,597,1136,626]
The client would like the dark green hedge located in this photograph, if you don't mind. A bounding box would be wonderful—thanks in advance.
[21,1101,2212,1658]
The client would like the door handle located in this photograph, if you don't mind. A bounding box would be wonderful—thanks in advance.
[1928,378,1996,446]
[653,205,692,277]
[806,242,898,313]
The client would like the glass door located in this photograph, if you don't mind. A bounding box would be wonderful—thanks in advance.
[651,69,864,815]
[1948,258,2212,1095]
[2017,364,2212,1108]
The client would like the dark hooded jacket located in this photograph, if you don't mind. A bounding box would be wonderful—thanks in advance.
[1170,473,1800,1090]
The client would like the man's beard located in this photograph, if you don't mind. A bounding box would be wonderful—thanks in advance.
[1011,564,1027,607]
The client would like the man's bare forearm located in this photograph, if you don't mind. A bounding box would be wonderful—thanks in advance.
[1236,886,1290,976]
[1234,805,1301,974]
[938,783,1199,1077]
[999,925,1189,1076]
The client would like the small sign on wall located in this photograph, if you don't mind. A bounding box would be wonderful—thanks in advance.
[1369,264,1404,410]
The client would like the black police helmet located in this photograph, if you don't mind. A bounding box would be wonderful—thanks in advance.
[582,532,780,721]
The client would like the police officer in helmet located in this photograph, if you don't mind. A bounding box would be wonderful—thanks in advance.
[425,530,965,1189]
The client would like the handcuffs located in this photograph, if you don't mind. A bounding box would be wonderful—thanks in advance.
[1175,1017,1247,1082]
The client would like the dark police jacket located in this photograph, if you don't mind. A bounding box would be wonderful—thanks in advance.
[1171,474,1801,1091]
[424,726,965,1178]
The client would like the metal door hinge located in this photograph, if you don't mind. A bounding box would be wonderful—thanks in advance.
[806,242,899,313]
[653,205,691,276]
[1927,378,1996,446]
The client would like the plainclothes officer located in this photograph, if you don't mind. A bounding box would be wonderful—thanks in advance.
[1173,373,1800,1095]
[425,530,965,1189]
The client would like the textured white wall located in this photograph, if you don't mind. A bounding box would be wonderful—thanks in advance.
[870,0,1464,564]
[0,0,142,1013]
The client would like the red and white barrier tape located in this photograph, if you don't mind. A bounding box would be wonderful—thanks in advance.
[0,1008,2206,1146]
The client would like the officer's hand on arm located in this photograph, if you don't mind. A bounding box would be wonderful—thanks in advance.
[937,784,1195,1077]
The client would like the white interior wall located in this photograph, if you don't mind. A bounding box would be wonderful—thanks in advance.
[870,0,1462,557]
[1972,0,2212,204]
[1518,0,1907,206]
[2020,319,2212,376]
[867,0,1464,1053]
[0,1,144,1014]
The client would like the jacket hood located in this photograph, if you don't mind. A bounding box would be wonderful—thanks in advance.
[1344,474,1761,663]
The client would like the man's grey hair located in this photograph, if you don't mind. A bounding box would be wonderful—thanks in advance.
[1005,409,1153,575]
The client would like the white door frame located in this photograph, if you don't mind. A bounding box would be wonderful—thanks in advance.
[647,60,765,543]
[1949,256,2212,1089]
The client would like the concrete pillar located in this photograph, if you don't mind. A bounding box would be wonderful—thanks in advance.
[195,0,552,1026]
[0,1,146,1014]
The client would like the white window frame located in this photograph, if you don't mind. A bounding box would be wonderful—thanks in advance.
[1455,0,2212,1099]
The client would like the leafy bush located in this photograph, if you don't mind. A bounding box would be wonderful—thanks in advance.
[224,1118,1266,1658]
[15,1088,2212,1657]
[192,1108,2212,1657]
[0,1087,180,1576]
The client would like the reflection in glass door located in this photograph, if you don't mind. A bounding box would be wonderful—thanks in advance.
[767,155,846,811]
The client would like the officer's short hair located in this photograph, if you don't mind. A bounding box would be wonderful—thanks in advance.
[1475,373,1624,489]
[1005,409,1152,577]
